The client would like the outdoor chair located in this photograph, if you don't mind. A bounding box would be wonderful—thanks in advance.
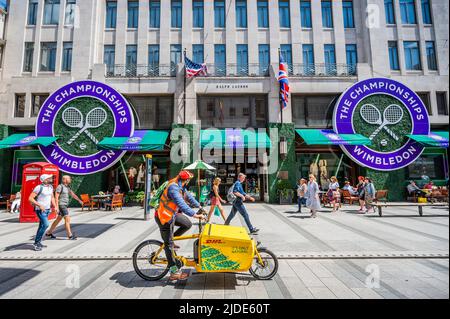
[81,194,97,211]
[6,194,16,212]
[0,194,10,208]
[342,190,359,205]
[105,193,123,211]
[375,190,388,203]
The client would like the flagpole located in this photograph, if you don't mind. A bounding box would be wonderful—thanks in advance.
[183,48,187,125]
[278,48,287,160]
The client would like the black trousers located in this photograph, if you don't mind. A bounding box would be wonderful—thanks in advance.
[155,213,192,269]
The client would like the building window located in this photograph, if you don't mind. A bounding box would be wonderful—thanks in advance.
[416,92,432,115]
[149,0,160,28]
[324,44,336,75]
[28,0,39,25]
[31,94,49,117]
[404,41,421,70]
[43,0,60,25]
[421,0,432,24]
[192,44,204,63]
[170,44,182,75]
[321,0,333,28]
[346,44,357,75]
[258,44,270,76]
[279,0,291,28]
[292,95,339,127]
[193,0,204,28]
[400,0,416,24]
[128,1,139,28]
[127,96,174,130]
[23,42,34,72]
[62,42,73,71]
[280,44,292,74]
[126,45,137,76]
[388,41,400,70]
[436,92,448,116]
[342,1,354,28]
[384,0,395,24]
[236,44,248,76]
[236,0,247,28]
[65,0,76,25]
[171,0,182,28]
[40,42,57,72]
[15,94,26,118]
[426,41,437,71]
[302,44,315,75]
[148,45,159,65]
[214,0,225,28]
[214,44,226,76]
[257,0,269,28]
[104,45,115,76]
[408,154,445,180]
[106,1,117,28]
[198,96,267,128]
[300,1,312,28]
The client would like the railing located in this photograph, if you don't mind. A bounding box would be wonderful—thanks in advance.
[290,63,357,77]
[105,64,177,77]
[200,63,270,77]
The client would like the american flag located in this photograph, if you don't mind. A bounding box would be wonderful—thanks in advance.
[277,53,290,109]
[184,54,208,78]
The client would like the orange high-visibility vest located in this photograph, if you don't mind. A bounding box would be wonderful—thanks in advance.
[156,178,182,225]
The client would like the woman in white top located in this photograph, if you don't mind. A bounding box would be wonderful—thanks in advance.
[306,174,321,218]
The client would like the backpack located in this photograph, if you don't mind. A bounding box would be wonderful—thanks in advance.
[149,181,169,209]
[31,184,52,209]
[226,182,237,203]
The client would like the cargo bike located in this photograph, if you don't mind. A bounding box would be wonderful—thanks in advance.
[132,209,278,280]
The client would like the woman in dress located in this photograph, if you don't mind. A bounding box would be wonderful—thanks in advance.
[206,177,227,223]
[327,176,340,206]
[356,176,366,213]
[362,178,376,214]
[306,174,321,218]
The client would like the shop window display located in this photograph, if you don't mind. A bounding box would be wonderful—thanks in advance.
[407,154,445,180]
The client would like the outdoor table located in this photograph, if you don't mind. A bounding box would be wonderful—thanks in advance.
[91,194,112,210]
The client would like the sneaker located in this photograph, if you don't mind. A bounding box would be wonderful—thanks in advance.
[169,271,189,281]
[46,233,57,239]
[37,242,47,248]
[68,235,77,240]
[250,228,260,234]
[33,244,42,251]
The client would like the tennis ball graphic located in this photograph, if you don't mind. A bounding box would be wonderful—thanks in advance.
[79,143,87,150]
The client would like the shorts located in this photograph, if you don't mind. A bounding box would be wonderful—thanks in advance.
[58,206,70,217]
[211,197,220,206]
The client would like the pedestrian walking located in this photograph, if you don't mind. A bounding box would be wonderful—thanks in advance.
[206,177,227,223]
[357,176,366,213]
[10,189,21,214]
[306,174,321,218]
[362,178,376,213]
[326,176,340,205]
[28,174,58,251]
[225,173,259,234]
[296,178,307,213]
[45,175,83,240]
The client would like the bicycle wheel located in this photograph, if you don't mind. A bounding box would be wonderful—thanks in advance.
[249,248,278,280]
[132,240,169,281]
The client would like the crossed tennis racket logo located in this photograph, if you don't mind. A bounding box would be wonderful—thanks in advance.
[62,107,107,145]
[359,104,404,141]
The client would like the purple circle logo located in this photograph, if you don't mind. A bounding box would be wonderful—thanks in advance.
[35,81,134,175]
[333,78,430,171]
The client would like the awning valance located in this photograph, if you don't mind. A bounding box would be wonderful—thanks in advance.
[296,129,371,146]
[97,130,169,151]
[0,134,57,149]
[200,129,271,149]
[407,132,449,148]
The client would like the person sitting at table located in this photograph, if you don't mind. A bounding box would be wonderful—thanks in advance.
[423,181,434,190]
[343,181,358,196]
[407,181,428,197]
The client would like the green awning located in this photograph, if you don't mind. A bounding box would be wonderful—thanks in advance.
[296,129,371,146]
[201,129,271,148]
[98,130,169,151]
[407,132,449,148]
[0,133,57,149]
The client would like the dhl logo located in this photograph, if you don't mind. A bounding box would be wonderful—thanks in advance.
[205,239,224,244]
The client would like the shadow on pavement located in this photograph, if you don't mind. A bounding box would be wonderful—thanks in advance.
[0,216,20,223]
[114,217,145,221]
[2,243,36,251]
[365,214,449,218]
[110,271,170,288]
[52,223,115,238]
[0,267,40,296]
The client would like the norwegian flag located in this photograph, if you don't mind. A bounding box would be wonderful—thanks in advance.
[277,53,290,109]
[184,54,208,78]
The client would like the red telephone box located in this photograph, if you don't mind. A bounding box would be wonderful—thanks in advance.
[20,162,59,223]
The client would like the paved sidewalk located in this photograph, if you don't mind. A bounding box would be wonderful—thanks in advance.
[0,203,448,299]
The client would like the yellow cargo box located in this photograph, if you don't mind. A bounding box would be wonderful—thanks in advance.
[198,224,255,272]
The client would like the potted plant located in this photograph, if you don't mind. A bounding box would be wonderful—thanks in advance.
[276,180,294,205]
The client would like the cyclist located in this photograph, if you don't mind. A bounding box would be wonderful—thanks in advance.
[155,170,204,281]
